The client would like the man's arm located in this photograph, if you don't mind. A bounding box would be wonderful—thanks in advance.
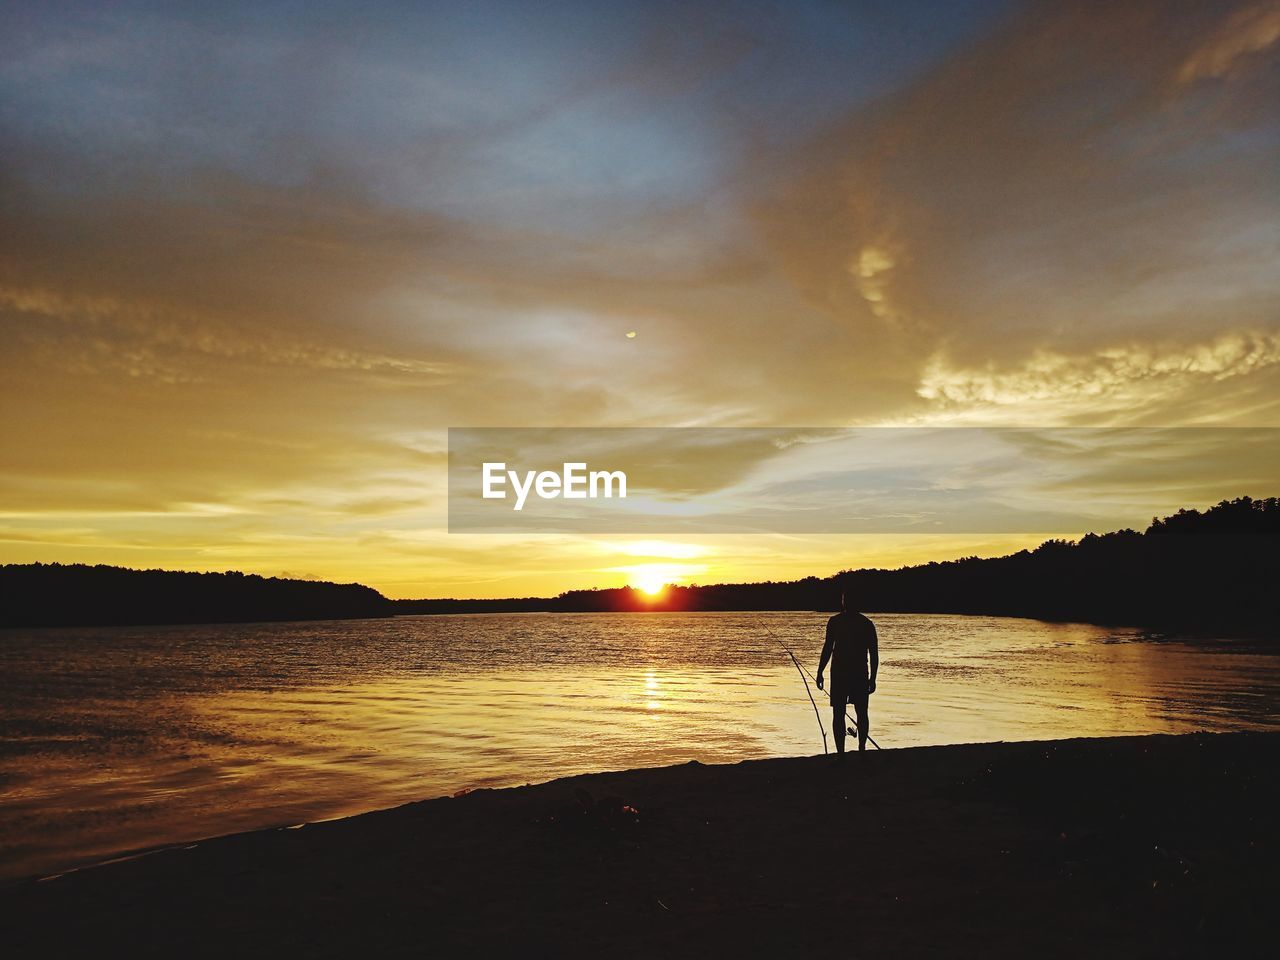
[868,621,879,694]
[817,618,834,690]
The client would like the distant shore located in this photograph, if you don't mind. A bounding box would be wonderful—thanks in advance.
[5,497,1277,631]
[3,732,1274,957]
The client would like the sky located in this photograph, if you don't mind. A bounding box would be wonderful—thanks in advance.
[1,0,1278,598]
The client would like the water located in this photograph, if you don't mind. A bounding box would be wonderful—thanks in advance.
[1,612,1277,883]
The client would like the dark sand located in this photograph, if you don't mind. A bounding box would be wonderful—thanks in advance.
[3,733,1275,958]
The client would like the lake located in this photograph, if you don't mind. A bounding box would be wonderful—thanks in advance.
[2,611,1277,883]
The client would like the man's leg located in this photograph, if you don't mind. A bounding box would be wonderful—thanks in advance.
[854,696,870,752]
[832,703,845,754]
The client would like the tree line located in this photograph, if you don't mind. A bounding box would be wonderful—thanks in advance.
[4,496,1275,631]
[0,565,391,628]
[398,496,1279,632]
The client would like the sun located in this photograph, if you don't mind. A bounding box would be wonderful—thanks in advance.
[634,575,666,597]
[618,562,687,598]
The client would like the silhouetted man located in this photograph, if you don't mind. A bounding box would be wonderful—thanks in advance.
[816,591,878,754]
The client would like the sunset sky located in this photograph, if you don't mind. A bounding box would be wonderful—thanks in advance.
[2,0,1278,597]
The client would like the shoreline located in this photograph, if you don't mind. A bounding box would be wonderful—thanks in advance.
[3,731,1275,957]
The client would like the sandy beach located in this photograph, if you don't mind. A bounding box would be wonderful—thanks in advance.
[3,732,1274,958]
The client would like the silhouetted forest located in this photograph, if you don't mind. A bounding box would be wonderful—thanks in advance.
[0,565,391,628]
[396,497,1280,632]
[5,497,1276,631]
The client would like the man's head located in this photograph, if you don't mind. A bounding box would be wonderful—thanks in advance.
[841,588,853,612]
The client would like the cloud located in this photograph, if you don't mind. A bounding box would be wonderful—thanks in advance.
[755,0,1280,423]
[0,285,456,384]
[851,245,902,324]
[1177,1,1280,85]
[916,330,1280,423]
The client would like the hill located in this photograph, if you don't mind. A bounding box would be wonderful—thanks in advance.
[0,564,392,628]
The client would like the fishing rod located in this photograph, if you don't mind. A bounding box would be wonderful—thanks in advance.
[781,640,827,755]
[755,616,882,751]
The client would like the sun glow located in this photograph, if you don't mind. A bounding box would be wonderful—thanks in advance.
[634,575,666,597]
[618,541,704,560]
[610,559,701,596]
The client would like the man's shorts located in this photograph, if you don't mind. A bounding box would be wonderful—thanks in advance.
[830,676,869,711]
